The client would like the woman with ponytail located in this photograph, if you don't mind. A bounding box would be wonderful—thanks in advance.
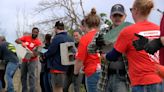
[74,8,101,92]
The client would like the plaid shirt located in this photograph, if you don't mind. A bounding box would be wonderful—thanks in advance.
[88,24,131,92]
[97,60,109,92]
[87,27,111,92]
[87,27,108,54]
[97,58,130,92]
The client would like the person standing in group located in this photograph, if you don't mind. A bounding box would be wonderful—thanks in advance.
[74,8,101,92]
[98,0,163,92]
[63,29,83,92]
[0,35,19,92]
[73,29,83,48]
[133,13,164,65]
[96,4,130,92]
[159,14,164,65]
[40,34,52,92]
[41,21,74,92]
[15,27,42,92]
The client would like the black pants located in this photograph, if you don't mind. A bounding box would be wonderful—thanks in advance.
[0,70,6,88]
[63,65,87,92]
[40,72,52,92]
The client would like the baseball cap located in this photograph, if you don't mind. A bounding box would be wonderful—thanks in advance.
[110,4,126,16]
[54,21,64,27]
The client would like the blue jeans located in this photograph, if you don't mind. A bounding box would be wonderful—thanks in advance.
[85,71,100,92]
[40,72,52,92]
[106,74,130,92]
[5,62,19,92]
[132,83,162,92]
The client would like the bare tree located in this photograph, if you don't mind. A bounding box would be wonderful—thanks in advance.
[34,0,86,30]
[15,8,31,38]
[16,8,22,38]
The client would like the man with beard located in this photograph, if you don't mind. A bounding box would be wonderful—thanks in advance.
[15,27,42,92]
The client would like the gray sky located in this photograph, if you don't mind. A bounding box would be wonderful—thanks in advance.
[0,0,164,43]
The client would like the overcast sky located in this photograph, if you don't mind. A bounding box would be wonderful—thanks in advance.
[0,0,164,43]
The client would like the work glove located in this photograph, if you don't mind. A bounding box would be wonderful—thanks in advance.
[96,33,105,48]
[145,38,163,55]
[39,54,46,63]
[133,33,148,51]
